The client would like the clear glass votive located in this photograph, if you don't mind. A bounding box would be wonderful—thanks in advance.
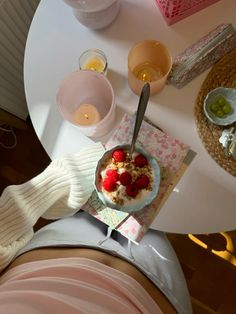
[128,40,172,96]
[79,49,108,75]
[56,70,115,137]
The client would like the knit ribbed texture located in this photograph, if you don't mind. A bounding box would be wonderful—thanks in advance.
[0,142,105,272]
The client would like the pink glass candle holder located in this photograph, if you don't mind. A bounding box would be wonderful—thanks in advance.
[56,70,115,137]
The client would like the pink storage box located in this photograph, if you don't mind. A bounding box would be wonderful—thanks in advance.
[154,0,221,25]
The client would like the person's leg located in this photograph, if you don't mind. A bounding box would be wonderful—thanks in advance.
[129,230,192,314]
[100,229,192,314]
[16,211,192,313]
[16,211,109,254]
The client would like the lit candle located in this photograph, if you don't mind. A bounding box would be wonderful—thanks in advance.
[83,57,106,73]
[74,103,101,126]
[133,62,163,82]
[79,49,107,74]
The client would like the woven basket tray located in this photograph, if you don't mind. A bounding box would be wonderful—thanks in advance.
[195,49,236,177]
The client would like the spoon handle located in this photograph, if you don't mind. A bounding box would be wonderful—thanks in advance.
[130,83,150,156]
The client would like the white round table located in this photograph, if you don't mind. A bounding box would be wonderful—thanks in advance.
[24,0,236,234]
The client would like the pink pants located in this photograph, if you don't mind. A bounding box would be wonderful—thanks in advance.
[17,210,192,314]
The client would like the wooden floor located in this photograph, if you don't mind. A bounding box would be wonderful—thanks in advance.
[1,119,236,313]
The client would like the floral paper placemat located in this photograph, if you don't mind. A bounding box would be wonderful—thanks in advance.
[82,113,196,242]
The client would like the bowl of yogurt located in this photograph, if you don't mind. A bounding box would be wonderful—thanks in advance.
[94,144,160,213]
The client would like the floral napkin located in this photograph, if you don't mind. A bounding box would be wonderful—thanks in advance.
[82,113,195,242]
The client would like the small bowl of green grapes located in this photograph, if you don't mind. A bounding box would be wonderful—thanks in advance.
[203,87,236,126]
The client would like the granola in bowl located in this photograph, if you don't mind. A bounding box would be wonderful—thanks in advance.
[94,144,160,213]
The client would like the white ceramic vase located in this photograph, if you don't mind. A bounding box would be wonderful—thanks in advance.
[63,0,121,30]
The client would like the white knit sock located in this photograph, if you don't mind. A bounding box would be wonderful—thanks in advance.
[0,142,105,271]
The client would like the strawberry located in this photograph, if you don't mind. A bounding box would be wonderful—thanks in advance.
[112,149,126,162]
[120,171,132,186]
[126,184,139,198]
[102,177,117,192]
[135,174,149,189]
[106,169,119,182]
[134,154,148,167]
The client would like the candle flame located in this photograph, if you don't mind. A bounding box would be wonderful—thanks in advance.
[84,57,105,73]
[84,114,89,119]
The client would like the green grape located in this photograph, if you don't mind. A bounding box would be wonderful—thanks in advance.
[217,96,226,106]
[222,103,232,114]
[216,109,224,118]
[210,102,219,112]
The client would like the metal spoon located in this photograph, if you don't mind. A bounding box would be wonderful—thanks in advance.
[130,82,150,156]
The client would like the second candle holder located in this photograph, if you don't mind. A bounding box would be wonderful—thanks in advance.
[79,49,108,75]
[128,40,172,96]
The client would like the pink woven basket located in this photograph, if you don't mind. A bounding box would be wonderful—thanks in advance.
[154,0,220,25]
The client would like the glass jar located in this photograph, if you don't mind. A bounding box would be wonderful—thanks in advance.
[79,49,108,75]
